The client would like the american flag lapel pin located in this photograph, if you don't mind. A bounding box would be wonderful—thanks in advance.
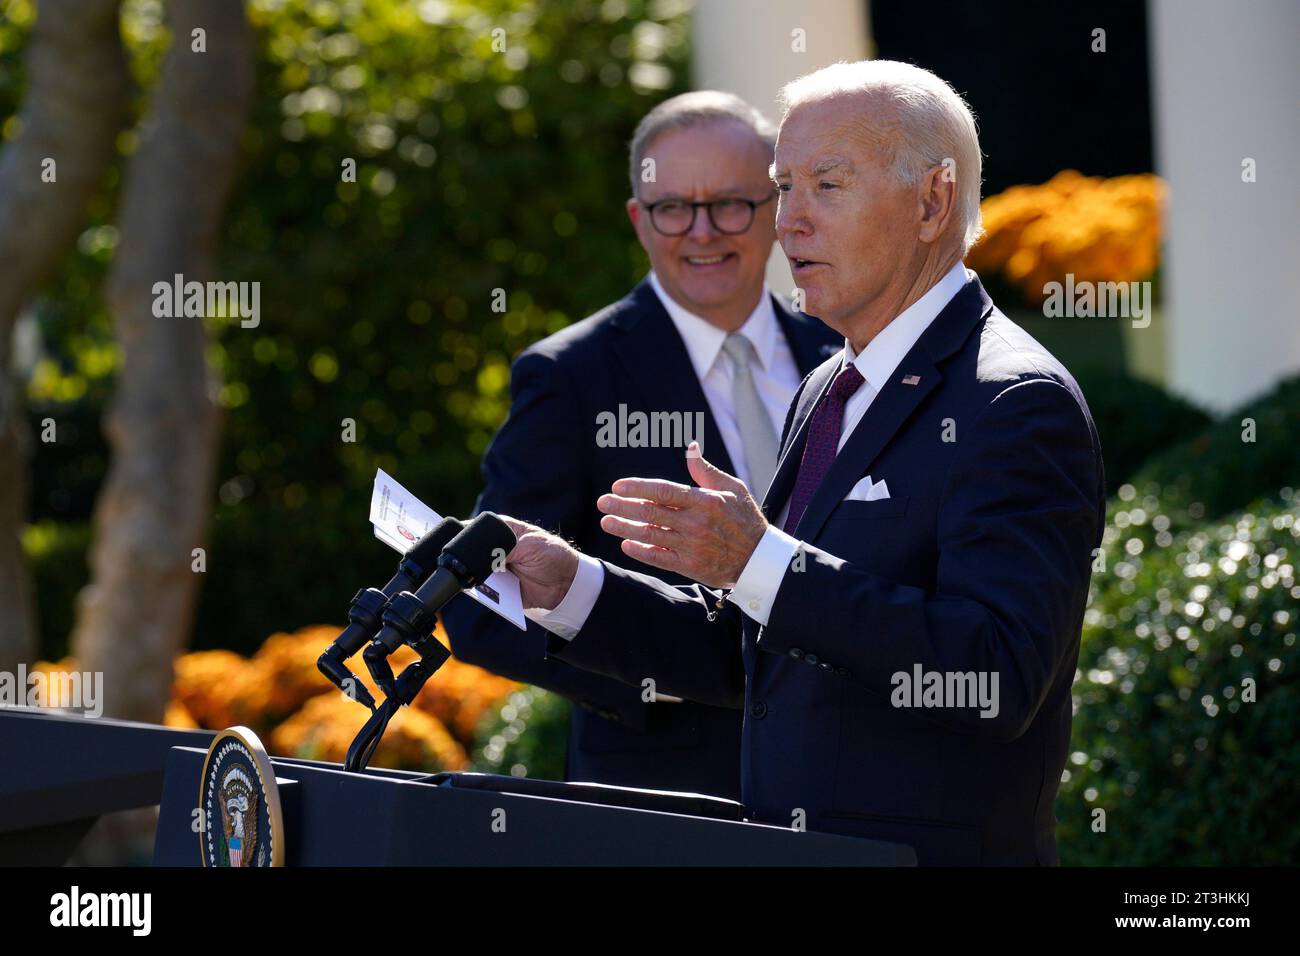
[901,374,922,386]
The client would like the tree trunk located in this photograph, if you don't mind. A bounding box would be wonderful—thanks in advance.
[0,0,130,672]
[71,0,254,722]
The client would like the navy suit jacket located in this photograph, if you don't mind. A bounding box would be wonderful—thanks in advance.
[546,273,1106,864]
[441,278,840,799]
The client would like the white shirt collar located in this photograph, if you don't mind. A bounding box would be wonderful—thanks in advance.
[843,262,969,391]
[648,271,778,379]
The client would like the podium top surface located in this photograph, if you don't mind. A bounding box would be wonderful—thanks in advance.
[0,707,215,832]
[155,745,917,866]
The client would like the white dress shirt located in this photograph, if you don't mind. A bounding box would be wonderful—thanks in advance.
[529,262,970,639]
[648,271,802,491]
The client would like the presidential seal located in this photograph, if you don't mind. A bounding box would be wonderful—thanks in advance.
[199,726,285,867]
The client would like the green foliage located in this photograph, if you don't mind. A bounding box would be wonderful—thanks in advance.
[22,521,91,662]
[213,0,688,509]
[0,0,32,110]
[472,686,570,781]
[1059,488,1299,864]
[1130,374,1300,523]
[1072,367,1211,495]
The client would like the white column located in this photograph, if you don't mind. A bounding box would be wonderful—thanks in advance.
[690,0,871,296]
[1149,0,1300,412]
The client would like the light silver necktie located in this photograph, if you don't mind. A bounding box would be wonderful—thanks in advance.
[721,332,779,496]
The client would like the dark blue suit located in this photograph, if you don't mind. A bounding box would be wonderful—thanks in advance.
[442,278,840,799]
[546,274,1106,863]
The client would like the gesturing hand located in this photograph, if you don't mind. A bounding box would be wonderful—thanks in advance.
[597,442,768,588]
[498,517,580,612]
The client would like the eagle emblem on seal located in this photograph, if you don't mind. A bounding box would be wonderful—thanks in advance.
[217,764,259,867]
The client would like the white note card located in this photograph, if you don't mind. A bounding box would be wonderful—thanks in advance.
[369,468,526,630]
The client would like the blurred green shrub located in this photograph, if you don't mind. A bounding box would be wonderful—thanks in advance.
[1058,488,1299,864]
[22,521,91,662]
[472,686,570,781]
[1072,367,1211,495]
[1129,374,1300,523]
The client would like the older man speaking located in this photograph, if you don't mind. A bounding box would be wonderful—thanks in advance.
[503,61,1105,865]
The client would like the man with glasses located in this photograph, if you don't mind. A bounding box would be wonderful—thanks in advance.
[441,91,839,798]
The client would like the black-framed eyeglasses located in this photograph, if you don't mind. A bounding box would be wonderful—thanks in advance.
[640,193,776,236]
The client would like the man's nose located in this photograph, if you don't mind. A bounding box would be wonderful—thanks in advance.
[775,190,808,240]
[687,204,719,242]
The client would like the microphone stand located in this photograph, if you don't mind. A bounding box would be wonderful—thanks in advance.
[343,632,451,773]
[317,589,388,712]
[317,518,463,711]
[343,513,516,773]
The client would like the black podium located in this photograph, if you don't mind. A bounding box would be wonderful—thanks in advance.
[0,706,215,865]
[2,708,916,866]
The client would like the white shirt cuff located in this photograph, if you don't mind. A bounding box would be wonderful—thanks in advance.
[523,551,605,641]
[727,525,801,626]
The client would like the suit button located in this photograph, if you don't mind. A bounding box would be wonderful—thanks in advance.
[788,648,804,660]
[749,700,768,719]
[819,662,833,672]
[805,653,819,666]
[836,666,850,677]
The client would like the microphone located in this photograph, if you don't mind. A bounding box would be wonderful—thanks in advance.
[317,517,464,709]
[362,512,517,695]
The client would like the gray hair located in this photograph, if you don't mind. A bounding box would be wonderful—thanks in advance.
[629,90,777,196]
[779,60,984,254]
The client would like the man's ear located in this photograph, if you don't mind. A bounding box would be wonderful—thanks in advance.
[627,197,654,257]
[917,162,958,245]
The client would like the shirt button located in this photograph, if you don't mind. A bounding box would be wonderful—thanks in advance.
[749,700,768,719]
[805,653,819,666]
[788,648,804,660]
[749,599,760,612]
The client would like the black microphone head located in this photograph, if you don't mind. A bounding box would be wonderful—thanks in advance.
[406,517,464,569]
[438,512,517,587]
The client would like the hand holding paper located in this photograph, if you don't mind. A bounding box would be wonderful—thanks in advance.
[496,516,581,612]
[369,469,527,630]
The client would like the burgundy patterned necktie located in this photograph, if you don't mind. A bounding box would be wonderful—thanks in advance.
[782,363,866,534]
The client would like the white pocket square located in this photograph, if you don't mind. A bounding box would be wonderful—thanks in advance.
[846,475,890,502]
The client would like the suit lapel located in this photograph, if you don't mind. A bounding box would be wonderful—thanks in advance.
[766,274,994,539]
[792,358,941,541]
[608,280,736,477]
[761,357,838,520]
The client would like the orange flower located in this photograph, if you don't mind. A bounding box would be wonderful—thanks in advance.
[967,171,1165,301]
[410,629,521,745]
[243,625,342,720]
[268,691,468,772]
[164,699,200,729]
[166,622,518,768]
[172,649,262,729]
